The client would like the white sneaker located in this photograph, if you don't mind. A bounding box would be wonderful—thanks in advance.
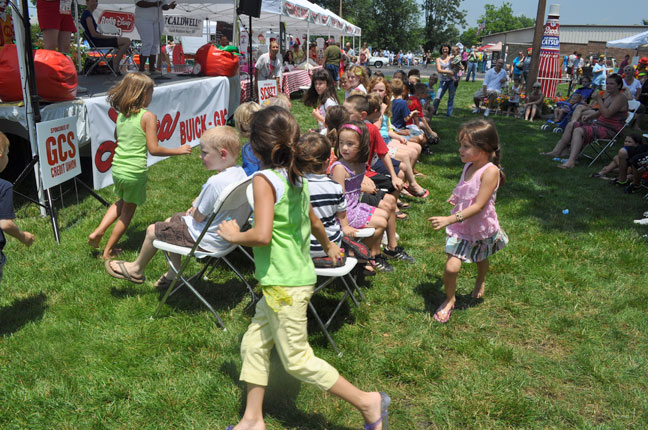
[77,85,88,94]
[484,108,490,117]
[472,107,480,114]
[634,218,648,225]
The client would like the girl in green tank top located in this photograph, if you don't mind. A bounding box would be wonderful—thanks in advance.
[88,72,192,260]
[217,107,390,430]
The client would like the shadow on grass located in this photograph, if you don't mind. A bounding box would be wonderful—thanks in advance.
[221,351,354,430]
[307,288,354,349]
[413,278,484,316]
[0,292,47,336]
[157,277,253,315]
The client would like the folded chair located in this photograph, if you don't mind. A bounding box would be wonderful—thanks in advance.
[152,176,256,329]
[246,183,373,356]
[580,100,640,167]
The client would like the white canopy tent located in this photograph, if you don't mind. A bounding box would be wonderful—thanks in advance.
[606,30,648,52]
[84,0,360,41]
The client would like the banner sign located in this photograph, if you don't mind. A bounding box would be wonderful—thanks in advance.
[284,1,310,20]
[257,79,279,104]
[96,9,202,39]
[97,9,135,33]
[85,77,230,190]
[164,15,203,37]
[36,117,81,190]
[538,6,561,98]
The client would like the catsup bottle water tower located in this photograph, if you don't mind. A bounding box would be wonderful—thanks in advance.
[538,4,561,98]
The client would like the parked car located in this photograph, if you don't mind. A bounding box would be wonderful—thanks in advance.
[368,56,389,68]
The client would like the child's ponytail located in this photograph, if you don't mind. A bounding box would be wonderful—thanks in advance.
[249,106,301,184]
[492,146,506,185]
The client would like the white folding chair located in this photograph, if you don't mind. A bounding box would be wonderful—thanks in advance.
[581,100,640,167]
[152,176,256,329]
[246,183,373,356]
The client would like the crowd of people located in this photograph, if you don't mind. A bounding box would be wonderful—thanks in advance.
[3,17,648,424]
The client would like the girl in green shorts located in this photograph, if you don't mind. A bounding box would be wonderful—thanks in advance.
[88,72,192,260]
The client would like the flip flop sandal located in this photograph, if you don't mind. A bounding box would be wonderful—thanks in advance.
[154,275,176,290]
[397,200,410,209]
[105,260,145,284]
[433,304,454,323]
[396,210,409,221]
[364,392,391,430]
[404,186,429,198]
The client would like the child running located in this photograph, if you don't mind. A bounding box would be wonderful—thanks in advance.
[88,72,192,260]
[0,132,35,285]
[428,119,509,323]
[303,68,339,131]
[216,106,390,430]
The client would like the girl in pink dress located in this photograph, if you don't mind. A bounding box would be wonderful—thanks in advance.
[428,119,509,323]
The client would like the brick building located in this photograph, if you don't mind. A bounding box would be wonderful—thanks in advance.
[481,25,648,66]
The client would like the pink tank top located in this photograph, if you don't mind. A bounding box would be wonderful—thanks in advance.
[446,162,501,241]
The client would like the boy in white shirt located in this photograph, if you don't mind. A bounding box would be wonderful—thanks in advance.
[105,126,248,287]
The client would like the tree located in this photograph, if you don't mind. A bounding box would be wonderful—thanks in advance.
[460,27,481,49]
[642,19,648,25]
[477,2,535,36]
[422,0,466,52]
[313,0,423,51]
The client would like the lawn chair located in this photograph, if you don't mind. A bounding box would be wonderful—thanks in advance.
[580,100,640,167]
[245,183,372,356]
[151,176,256,329]
[80,21,128,76]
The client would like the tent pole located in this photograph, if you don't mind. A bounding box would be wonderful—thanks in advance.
[12,0,61,240]
[74,0,81,72]
[233,6,239,46]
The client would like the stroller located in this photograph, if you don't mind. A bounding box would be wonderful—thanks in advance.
[541,86,594,134]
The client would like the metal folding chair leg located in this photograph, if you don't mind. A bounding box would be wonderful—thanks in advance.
[153,250,227,329]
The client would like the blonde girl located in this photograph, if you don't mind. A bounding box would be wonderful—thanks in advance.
[88,72,192,260]
[345,65,369,98]
[428,119,508,323]
[368,79,426,196]
[217,107,390,430]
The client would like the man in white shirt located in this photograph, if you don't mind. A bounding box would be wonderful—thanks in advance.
[472,58,508,116]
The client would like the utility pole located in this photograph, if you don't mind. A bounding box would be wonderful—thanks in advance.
[528,0,546,94]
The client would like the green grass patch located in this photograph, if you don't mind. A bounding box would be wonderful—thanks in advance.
[1,81,647,429]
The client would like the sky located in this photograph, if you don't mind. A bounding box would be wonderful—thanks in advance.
[460,0,646,30]
[25,0,646,28]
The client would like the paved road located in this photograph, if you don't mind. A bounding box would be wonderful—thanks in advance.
[367,63,487,81]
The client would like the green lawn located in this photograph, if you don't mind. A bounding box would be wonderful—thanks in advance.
[1,81,647,429]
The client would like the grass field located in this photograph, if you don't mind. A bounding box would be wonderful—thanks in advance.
[1,81,647,429]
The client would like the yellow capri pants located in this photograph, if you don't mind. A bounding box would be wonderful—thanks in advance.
[239,285,340,391]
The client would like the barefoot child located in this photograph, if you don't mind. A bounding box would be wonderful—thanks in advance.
[217,106,390,430]
[104,126,247,286]
[88,72,192,259]
[428,119,509,323]
[0,132,35,284]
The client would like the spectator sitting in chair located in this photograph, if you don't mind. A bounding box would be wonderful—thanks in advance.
[541,74,628,169]
[81,0,131,74]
